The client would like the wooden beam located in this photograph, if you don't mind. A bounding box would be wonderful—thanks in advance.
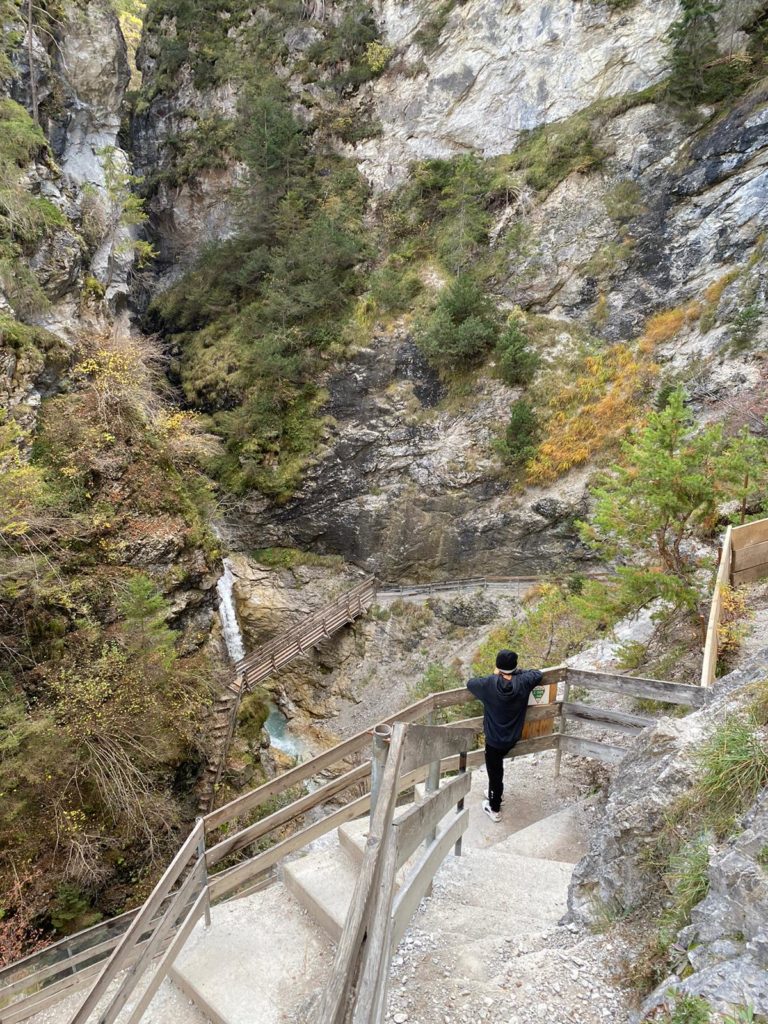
[209,794,371,902]
[67,820,204,1024]
[393,774,471,869]
[97,859,205,1024]
[204,695,433,830]
[732,563,768,585]
[565,668,707,707]
[312,724,407,1024]
[562,702,652,735]
[731,538,768,572]
[400,725,478,775]
[559,734,627,765]
[123,892,207,1024]
[731,517,768,551]
[205,762,371,866]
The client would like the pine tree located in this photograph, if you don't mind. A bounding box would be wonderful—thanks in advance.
[667,0,722,103]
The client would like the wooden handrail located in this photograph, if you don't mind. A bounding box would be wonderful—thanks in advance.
[67,822,207,1024]
[314,722,475,1022]
[701,516,768,687]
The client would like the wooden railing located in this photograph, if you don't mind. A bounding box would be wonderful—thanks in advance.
[236,577,377,689]
[312,721,476,1023]
[702,516,768,687]
[1,666,708,1024]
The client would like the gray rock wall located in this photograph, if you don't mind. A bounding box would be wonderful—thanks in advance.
[567,650,768,1020]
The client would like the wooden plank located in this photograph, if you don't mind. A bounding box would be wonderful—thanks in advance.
[0,936,122,1005]
[731,517,768,551]
[209,794,372,902]
[3,930,174,1024]
[393,774,471,869]
[559,734,628,765]
[565,669,707,707]
[312,725,407,1024]
[400,725,478,775]
[732,562,768,585]
[390,809,469,949]
[67,820,204,1024]
[562,702,652,735]
[123,892,207,1024]
[702,526,733,688]
[732,538,768,572]
[350,825,398,1024]
[205,761,371,866]
[98,859,205,1024]
[0,910,136,990]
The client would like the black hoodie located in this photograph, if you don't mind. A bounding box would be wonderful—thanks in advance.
[466,668,544,748]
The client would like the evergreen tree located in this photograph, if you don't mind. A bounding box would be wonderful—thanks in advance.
[494,318,539,387]
[667,0,721,103]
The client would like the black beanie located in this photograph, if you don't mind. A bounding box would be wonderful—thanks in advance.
[496,649,518,672]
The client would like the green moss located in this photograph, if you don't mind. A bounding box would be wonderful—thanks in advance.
[0,97,47,165]
[413,0,457,53]
[494,86,661,196]
[250,547,345,570]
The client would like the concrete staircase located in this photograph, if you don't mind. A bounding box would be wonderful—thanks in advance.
[140,757,590,1024]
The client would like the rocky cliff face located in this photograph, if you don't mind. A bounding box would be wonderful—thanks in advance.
[133,0,767,580]
[228,327,592,578]
[356,0,679,189]
[568,651,768,1020]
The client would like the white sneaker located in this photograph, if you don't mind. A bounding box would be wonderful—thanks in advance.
[482,800,501,823]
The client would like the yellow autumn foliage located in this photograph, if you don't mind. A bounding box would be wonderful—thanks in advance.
[527,342,659,484]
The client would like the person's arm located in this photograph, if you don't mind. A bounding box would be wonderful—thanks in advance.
[516,668,544,694]
[467,676,486,699]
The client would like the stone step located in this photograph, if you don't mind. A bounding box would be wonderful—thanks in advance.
[170,882,332,1024]
[282,842,359,941]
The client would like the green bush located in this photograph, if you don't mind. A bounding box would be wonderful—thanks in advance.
[494,318,539,386]
[690,716,768,836]
[368,265,422,313]
[415,274,499,373]
[498,400,539,467]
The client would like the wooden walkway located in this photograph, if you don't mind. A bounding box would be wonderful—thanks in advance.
[199,578,377,812]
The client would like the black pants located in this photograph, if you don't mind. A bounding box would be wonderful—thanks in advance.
[485,743,512,812]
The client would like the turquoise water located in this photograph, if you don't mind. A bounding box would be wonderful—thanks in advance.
[265,703,306,760]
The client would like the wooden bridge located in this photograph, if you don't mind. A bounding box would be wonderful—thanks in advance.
[2,519,767,1024]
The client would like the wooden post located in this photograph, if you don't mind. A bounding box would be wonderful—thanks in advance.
[425,758,440,842]
[370,725,391,823]
[195,819,211,928]
[554,679,570,778]
[455,750,467,858]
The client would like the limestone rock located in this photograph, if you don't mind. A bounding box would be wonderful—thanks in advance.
[566,650,768,1020]
[356,0,679,189]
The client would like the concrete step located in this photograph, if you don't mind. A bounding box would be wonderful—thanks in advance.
[282,842,359,941]
[498,801,589,864]
[171,881,332,1024]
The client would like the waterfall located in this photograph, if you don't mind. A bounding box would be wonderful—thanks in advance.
[216,557,306,762]
[216,559,246,663]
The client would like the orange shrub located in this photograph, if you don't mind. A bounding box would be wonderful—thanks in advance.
[639,302,701,350]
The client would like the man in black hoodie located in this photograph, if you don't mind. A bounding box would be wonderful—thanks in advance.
[467,649,543,823]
